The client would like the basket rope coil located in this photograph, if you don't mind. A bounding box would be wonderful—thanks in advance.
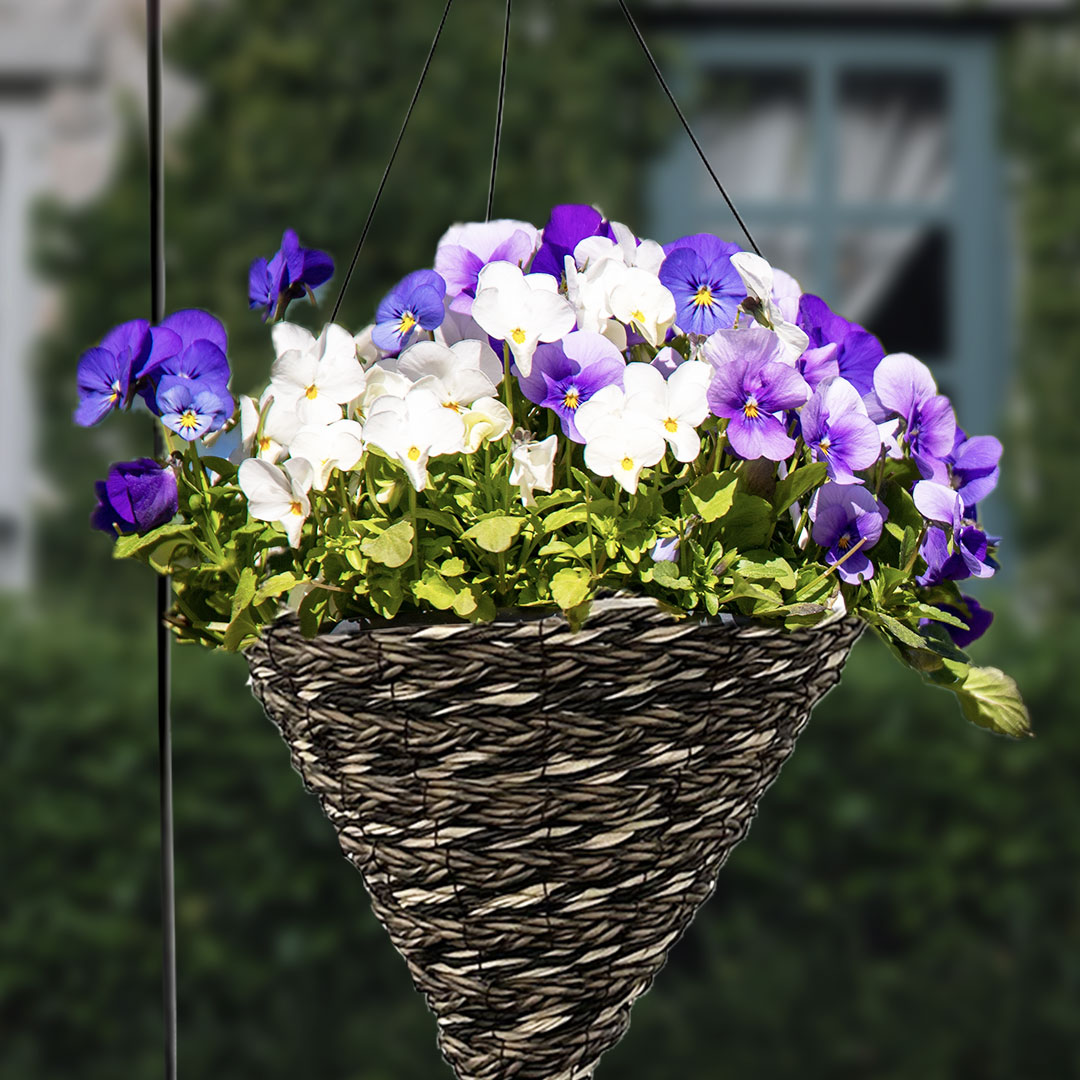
[247,597,862,1080]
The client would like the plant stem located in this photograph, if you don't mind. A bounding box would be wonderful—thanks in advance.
[584,485,598,579]
[408,484,422,580]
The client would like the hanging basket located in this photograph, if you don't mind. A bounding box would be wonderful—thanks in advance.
[246,597,862,1080]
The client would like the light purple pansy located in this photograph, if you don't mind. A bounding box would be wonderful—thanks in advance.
[659,233,744,337]
[872,353,956,483]
[435,220,540,314]
[912,480,996,581]
[797,294,884,396]
[809,483,887,584]
[74,319,152,427]
[91,458,178,537]
[517,330,626,443]
[372,269,447,354]
[947,428,1002,512]
[530,204,615,280]
[799,377,882,484]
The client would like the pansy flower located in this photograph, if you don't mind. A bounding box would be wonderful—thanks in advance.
[913,481,996,582]
[435,219,540,314]
[238,456,314,548]
[371,270,447,353]
[797,294,884,396]
[509,434,559,506]
[799,377,882,484]
[156,382,231,441]
[947,428,1002,512]
[809,483,887,584]
[530,204,615,281]
[138,309,233,417]
[517,331,626,443]
[362,388,466,491]
[269,323,366,427]
[74,320,152,427]
[91,458,178,537]
[872,353,956,482]
[729,251,809,361]
[659,233,744,337]
[920,594,994,649]
[249,228,334,322]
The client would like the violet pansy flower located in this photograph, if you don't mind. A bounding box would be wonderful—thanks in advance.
[249,229,334,322]
[913,480,996,582]
[156,382,231,441]
[797,294,884,396]
[921,594,994,650]
[91,458,178,537]
[74,319,152,427]
[530,204,615,281]
[947,428,1002,512]
[872,353,956,483]
[659,233,744,337]
[372,269,447,354]
[435,219,540,314]
[517,330,626,443]
[799,377,882,484]
[706,345,810,461]
[809,483,887,584]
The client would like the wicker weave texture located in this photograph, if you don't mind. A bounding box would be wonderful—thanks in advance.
[247,598,862,1080]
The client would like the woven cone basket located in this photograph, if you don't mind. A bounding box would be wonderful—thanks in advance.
[247,596,862,1080]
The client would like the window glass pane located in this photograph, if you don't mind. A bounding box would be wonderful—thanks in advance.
[838,70,950,206]
[697,69,811,204]
[836,226,950,360]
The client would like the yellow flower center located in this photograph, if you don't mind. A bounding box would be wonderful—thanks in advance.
[693,285,714,308]
[743,399,760,420]
[442,401,463,413]
[305,384,319,400]
[258,436,272,452]
[664,417,679,433]
[289,500,304,517]
[631,309,646,324]
[407,446,421,461]
[179,409,200,431]
[563,387,580,410]
[398,311,417,336]
[620,456,634,471]
[510,327,527,345]
[837,534,851,551]
[818,437,831,458]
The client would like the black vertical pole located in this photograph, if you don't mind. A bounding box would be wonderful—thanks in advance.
[147,2,177,1077]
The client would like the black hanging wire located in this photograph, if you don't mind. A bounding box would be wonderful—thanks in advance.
[615,0,763,258]
[330,0,456,322]
[486,0,512,222]
[146,2,177,1078]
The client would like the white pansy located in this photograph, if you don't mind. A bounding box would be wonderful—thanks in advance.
[573,383,629,444]
[564,253,626,338]
[582,417,666,495]
[575,221,665,276]
[287,419,365,491]
[462,396,513,453]
[623,360,712,462]
[729,251,809,362]
[354,324,380,365]
[509,434,558,506]
[238,456,314,548]
[470,261,576,377]
[395,339,502,412]
[607,268,677,348]
[434,306,489,348]
[232,391,301,465]
[363,388,466,491]
[354,367,412,420]
[269,322,366,426]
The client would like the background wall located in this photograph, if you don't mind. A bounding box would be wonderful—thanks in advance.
[2,0,1078,1076]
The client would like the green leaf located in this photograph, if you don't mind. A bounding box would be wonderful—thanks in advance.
[112,522,193,560]
[949,663,1033,739]
[874,612,929,649]
[440,557,467,577]
[361,520,414,567]
[230,567,258,620]
[685,470,738,522]
[413,571,459,610]
[909,602,969,631]
[542,505,589,532]
[718,493,774,550]
[651,560,694,590]
[252,572,304,606]
[773,462,828,516]
[222,610,257,653]
[735,551,797,591]
[550,567,591,611]
[462,515,523,553]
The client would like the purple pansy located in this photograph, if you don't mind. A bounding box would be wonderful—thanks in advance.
[91,458,178,537]
[795,342,841,392]
[530,204,616,281]
[809,483,887,584]
[517,331,626,443]
[872,353,956,483]
[706,348,810,461]
[947,428,1002,512]
[249,229,334,321]
[913,481,996,582]
[372,269,447,354]
[156,382,231,442]
[922,594,994,649]
[797,294,884,396]
[799,377,882,484]
[435,220,540,314]
[659,233,744,337]
[74,319,152,427]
